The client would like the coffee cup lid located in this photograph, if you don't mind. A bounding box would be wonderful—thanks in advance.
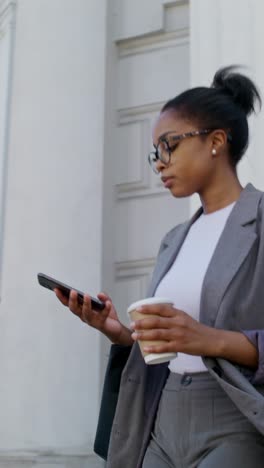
[127,297,173,315]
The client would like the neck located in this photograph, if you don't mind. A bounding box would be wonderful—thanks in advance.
[199,171,243,214]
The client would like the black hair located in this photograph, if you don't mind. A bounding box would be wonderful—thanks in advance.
[161,65,262,166]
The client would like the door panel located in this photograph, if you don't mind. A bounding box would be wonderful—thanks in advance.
[102,0,190,344]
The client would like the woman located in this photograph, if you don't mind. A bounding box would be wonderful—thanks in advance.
[55,66,264,467]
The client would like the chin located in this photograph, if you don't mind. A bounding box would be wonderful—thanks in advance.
[170,186,194,198]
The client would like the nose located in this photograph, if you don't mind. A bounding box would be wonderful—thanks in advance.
[155,158,166,173]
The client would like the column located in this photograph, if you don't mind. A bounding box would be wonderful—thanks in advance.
[0,0,106,465]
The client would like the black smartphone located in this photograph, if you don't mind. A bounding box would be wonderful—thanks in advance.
[37,273,105,311]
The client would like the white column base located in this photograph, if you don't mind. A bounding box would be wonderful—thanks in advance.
[0,452,105,468]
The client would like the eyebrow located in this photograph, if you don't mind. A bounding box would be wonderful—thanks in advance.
[153,130,180,148]
[158,130,180,140]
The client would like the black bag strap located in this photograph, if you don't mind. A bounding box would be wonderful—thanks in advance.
[94,344,132,460]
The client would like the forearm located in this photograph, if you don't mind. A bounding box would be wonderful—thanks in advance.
[108,326,134,346]
[210,328,258,368]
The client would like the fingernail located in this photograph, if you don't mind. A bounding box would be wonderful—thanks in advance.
[130,321,135,329]
[131,333,140,340]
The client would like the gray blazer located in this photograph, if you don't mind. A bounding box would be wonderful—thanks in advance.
[106,183,264,468]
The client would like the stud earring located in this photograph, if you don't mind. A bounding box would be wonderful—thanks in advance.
[212,148,217,155]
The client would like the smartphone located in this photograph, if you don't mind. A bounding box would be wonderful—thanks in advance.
[37,273,105,311]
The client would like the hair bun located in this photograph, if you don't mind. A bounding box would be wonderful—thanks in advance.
[211,65,261,116]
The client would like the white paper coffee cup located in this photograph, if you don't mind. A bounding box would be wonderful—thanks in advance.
[127,297,177,365]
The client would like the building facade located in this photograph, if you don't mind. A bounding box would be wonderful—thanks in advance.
[0,0,263,466]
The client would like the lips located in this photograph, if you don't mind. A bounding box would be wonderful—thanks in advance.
[161,176,174,188]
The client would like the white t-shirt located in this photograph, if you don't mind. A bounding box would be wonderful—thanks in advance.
[154,202,235,374]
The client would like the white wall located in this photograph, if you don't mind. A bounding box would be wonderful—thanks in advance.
[190,0,264,211]
[0,0,106,459]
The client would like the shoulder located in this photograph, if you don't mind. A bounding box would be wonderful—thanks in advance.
[235,183,264,226]
[258,191,264,211]
[244,184,264,234]
[253,185,264,223]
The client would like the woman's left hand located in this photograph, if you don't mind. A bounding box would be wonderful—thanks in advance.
[130,304,221,357]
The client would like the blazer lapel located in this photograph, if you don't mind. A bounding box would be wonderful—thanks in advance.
[147,183,263,327]
[147,209,203,297]
[200,184,263,327]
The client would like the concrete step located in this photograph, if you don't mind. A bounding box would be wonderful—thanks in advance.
[0,454,105,468]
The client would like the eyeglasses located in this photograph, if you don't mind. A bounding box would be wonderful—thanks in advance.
[148,129,212,174]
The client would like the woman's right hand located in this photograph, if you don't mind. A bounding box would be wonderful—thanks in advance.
[54,289,133,346]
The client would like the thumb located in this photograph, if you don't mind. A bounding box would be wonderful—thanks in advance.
[99,299,112,319]
[98,291,112,303]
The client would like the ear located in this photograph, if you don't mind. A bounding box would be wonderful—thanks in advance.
[210,129,228,154]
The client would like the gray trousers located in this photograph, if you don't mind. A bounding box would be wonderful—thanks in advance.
[142,372,264,468]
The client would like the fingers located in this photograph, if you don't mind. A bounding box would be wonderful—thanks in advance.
[70,292,96,323]
[136,304,175,317]
[97,291,112,303]
[132,328,171,342]
[56,288,112,327]
[97,293,113,317]
[55,288,90,320]
[83,293,110,317]
[101,300,112,316]
[131,316,171,331]
[80,293,111,324]
[68,290,83,317]
[143,343,175,354]
[54,288,69,306]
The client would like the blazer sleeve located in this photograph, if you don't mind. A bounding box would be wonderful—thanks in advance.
[242,330,264,385]
[241,194,264,385]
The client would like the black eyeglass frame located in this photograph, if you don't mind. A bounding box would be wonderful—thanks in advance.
[148,129,232,174]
